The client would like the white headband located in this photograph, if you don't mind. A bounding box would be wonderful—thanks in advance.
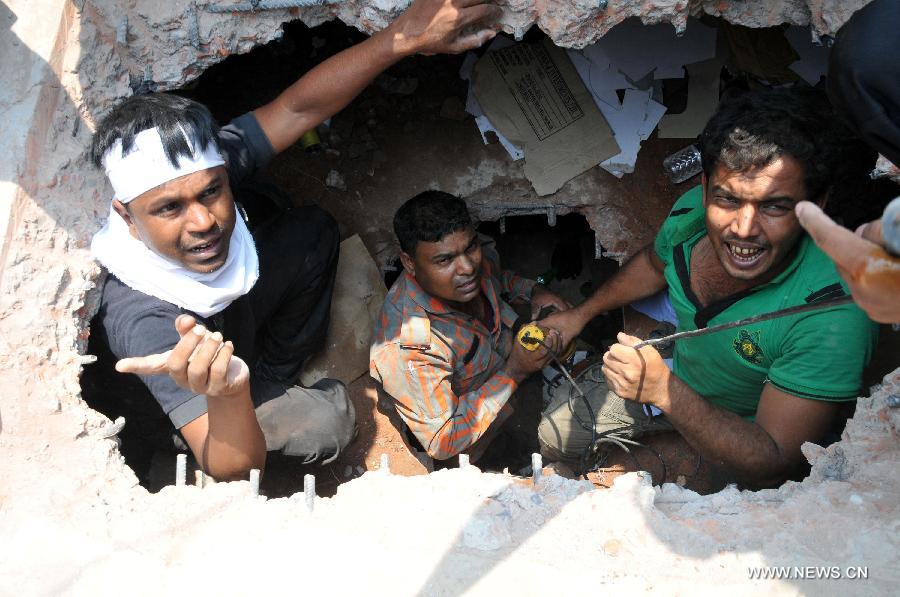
[102,127,225,203]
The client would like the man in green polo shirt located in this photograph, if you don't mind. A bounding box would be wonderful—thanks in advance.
[539,87,878,489]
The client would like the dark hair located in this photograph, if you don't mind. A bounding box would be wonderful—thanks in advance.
[699,87,856,201]
[90,93,220,169]
[393,190,472,254]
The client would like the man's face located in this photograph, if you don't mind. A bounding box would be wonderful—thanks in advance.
[400,227,483,305]
[703,155,813,282]
[113,166,235,273]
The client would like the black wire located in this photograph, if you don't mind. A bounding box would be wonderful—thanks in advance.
[523,337,671,480]
[522,335,598,475]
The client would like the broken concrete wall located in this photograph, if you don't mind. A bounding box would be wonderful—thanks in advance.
[0,0,895,592]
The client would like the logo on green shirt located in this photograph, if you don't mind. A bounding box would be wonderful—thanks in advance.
[733,329,764,365]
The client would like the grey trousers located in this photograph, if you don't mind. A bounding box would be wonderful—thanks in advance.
[223,206,356,464]
[538,369,673,465]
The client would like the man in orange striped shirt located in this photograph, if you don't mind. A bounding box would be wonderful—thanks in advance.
[370,191,569,463]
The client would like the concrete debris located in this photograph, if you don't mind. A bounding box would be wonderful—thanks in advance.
[325,169,347,190]
[96,415,125,439]
[1,0,897,594]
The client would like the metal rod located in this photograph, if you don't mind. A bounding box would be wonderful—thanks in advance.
[304,474,315,512]
[207,0,343,12]
[176,453,187,486]
[531,453,542,484]
[634,295,855,349]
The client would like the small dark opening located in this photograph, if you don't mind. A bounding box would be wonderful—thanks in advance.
[478,213,624,347]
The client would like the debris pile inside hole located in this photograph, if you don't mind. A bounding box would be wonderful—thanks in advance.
[1,0,899,593]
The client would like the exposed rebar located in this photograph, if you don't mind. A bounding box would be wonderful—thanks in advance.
[176,453,187,486]
[635,295,855,349]
[303,474,316,512]
[531,453,542,485]
[249,469,260,496]
[207,0,344,13]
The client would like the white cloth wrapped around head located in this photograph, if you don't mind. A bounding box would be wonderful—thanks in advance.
[101,126,226,203]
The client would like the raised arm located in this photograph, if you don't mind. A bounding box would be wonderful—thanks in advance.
[540,244,669,346]
[116,314,266,481]
[254,0,500,153]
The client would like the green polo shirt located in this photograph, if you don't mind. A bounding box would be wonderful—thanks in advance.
[654,187,878,419]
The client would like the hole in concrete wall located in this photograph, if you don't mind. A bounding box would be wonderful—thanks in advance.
[78,14,900,496]
[79,17,510,494]
[478,212,623,347]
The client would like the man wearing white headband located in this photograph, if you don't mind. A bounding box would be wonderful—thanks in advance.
[89,0,502,481]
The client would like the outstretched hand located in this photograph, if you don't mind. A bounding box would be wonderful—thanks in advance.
[795,201,900,323]
[116,314,250,399]
[390,0,502,56]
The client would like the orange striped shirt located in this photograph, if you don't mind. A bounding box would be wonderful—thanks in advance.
[370,240,535,460]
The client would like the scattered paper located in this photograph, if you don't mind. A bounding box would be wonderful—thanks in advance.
[299,235,387,387]
[658,56,724,139]
[472,39,620,195]
[567,49,633,109]
[462,18,723,180]
[583,18,718,82]
[784,25,829,86]
[461,38,524,161]
[598,89,667,177]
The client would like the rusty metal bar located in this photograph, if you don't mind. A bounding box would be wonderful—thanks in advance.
[207,0,344,13]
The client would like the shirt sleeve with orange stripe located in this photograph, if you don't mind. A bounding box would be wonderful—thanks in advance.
[500,269,536,303]
[372,342,517,460]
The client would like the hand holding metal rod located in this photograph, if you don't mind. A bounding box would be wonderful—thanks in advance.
[634,295,854,349]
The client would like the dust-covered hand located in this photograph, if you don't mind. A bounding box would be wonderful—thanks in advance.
[601,332,671,409]
[530,284,572,319]
[388,0,502,56]
[796,201,900,323]
[116,314,250,400]
[505,325,560,382]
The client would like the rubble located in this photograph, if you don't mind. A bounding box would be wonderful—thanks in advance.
[0,0,896,593]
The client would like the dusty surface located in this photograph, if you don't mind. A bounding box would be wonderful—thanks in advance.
[261,375,429,498]
[2,374,898,594]
[1,0,898,595]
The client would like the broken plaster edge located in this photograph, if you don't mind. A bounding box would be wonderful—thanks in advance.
[1,0,897,592]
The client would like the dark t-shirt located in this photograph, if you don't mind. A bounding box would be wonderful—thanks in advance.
[97,112,274,428]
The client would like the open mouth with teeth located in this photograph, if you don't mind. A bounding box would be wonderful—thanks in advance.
[725,242,766,267]
[187,236,223,260]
